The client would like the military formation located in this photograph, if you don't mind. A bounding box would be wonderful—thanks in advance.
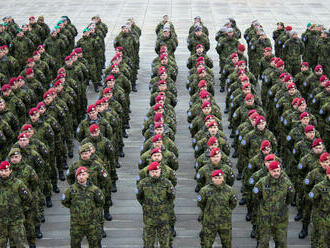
[0,11,329,248]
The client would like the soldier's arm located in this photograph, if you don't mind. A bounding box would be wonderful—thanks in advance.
[196,168,205,191]
[169,168,177,187]
[169,153,179,171]
[229,188,238,210]
[136,182,144,205]
[93,186,105,208]
[285,179,295,205]
[167,181,176,201]
[197,187,207,210]
[66,165,76,185]
[227,167,236,186]
[61,187,72,208]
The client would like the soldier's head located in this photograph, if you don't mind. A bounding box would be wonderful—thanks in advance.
[92,15,100,24]
[244,93,254,106]
[212,169,224,185]
[87,143,96,154]
[268,161,281,179]
[287,82,296,96]
[43,91,53,105]
[32,51,40,62]
[321,29,329,38]
[157,80,166,91]
[1,84,11,96]
[150,148,162,162]
[199,90,210,103]
[36,101,46,115]
[207,136,218,150]
[255,115,266,131]
[210,148,222,164]
[314,65,323,75]
[304,125,316,140]
[195,26,202,36]
[300,62,309,72]
[76,167,89,184]
[0,161,11,179]
[227,28,234,38]
[29,16,36,24]
[270,57,277,67]
[319,152,330,170]
[299,112,310,126]
[249,112,259,127]
[290,31,298,39]
[297,98,307,112]
[22,123,34,137]
[37,16,45,24]
[87,105,98,120]
[312,138,324,154]
[160,54,168,65]
[80,145,91,160]
[325,81,330,93]
[148,162,161,178]
[320,75,329,87]
[201,101,211,115]
[285,25,292,34]
[152,135,163,148]
[207,121,218,135]
[277,22,284,30]
[101,97,109,110]
[159,70,168,80]
[95,100,104,113]
[162,15,169,23]
[0,97,6,110]
[54,80,64,93]
[198,67,206,78]
[204,114,215,127]
[276,60,285,72]
[1,45,9,55]
[163,29,170,37]
[29,108,39,122]
[194,16,201,24]
[198,80,207,92]
[154,122,164,135]
[264,47,272,57]
[230,53,238,63]
[195,44,204,54]
[238,60,246,70]
[103,87,113,100]
[9,77,18,90]
[17,133,30,148]
[261,140,272,155]
[9,148,22,164]
[89,124,100,138]
[242,83,251,94]
[155,94,165,105]
[105,75,115,88]
[64,56,73,67]
[26,67,34,79]
[237,44,245,55]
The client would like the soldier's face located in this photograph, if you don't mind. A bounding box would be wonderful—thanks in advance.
[90,129,100,137]
[243,88,251,94]
[212,175,224,185]
[262,147,271,155]
[210,153,221,164]
[26,129,34,137]
[228,32,234,38]
[44,97,52,105]
[10,154,22,164]
[38,106,46,114]
[154,140,163,148]
[277,24,283,30]
[163,31,170,37]
[155,127,164,135]
[301,117,310,126]
[151,153,162,162]
[160,73,167,80]
[313,145,324,154]
[288,88,296,96]
[315,69,323,75]
[301,65,308,72]
[0,168,11,178]
[159,84,167,91]
[0,101,5,110]
[161,58,168,64]
[320,160,330,170]
[298,103,306,112]
[2,89,11,96]
[239,64,246,70]
[88,111,98,120]
[107,81,115,88]
[209,143,218,150]
[81,151,91,160]
[269,168,281,179]
[257,121,266,131]
[29,112,39,122]
[208,126,218,135]
[96,105,103,112]
[245,99,254,106]
[18,138,29,147]
[149,168,161,178]
[305,130,315,140]
[202,106,211,114]
[195,31,202,36]
[196,48,203,54]
[77,172,89,184]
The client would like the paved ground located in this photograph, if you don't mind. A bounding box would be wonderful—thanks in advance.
[3,0,330,247]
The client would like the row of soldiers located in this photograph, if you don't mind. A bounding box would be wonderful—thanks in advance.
[136,16,179,248]
[185,17,239,248]
[0,15,115,248]
[217,18,330,247]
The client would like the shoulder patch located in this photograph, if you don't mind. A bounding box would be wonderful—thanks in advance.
[197,195,202,201]
[253,187,259,194]
[196,173,201,179]
[308,191,314,198]
[135,188,139,194]
[249,178,254,184]
[304,178,310,185]
[61,194,66,200]
[136,175,140,181]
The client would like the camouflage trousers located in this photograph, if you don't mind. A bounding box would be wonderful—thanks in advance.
[257,220,288,248]
[143,222,170,248]
[201,223,232,248]
[0,222,27,248]
[70,223,102,248]
[311,213,330,248]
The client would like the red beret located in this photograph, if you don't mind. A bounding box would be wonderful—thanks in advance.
[37,45,44,50]
[57,68,66,74]
[250,112,259,120]
[196,61,205,67]
[319,75,327,83]
[105,75,115,82]
[196,44,204,49]
[210,148,221,157]
[9,77,17,86]
[270,57,277,62]
[276,60,284,68]
[75,166,88,177]
[245,93,254,101]
[36,101,45,109]
[238,70,246,76]
[312,138,323,148]
[212,169,223,177]
[198,68,206,74]
[198,80,207,88]
[287,82,296,90]
[153,103,163,111]
[319,152,329,162]
[22,124,33,131]
[56,74,65,80]
[29,16,35,20]
[238,44,245,51]
[264,47,272,51]
[248,109,257,117]
[70,52,77,57]
[275,58,282,64]
[242,83,251,90]
[160,54,168,60]
[0,161,10,170]
[196,57,204,62]
[43,91,52,99]
[207,136,218,146]
[87,104,97,113]
[115,46,123,51]
[284,75,292,82]
[199,90,210,99]
[103,87,112,94]
[298,98,305,106]
[314,65,322,72]
[268,161,281,171]
[241,75,249,82]
[148,161,160,171]
[154,122,163,129]
[207,121,218,128]
[17,132,29,140]
[285,26,292,31]
[64,56,72,61]
[158,66,166,73]
[49,88,55,95]
[28,108,39,116]
[157,80,166,86]
[231,53,238,59]
[152,134,162,143]
[279,72,286,79]
[75,47,83,53]
[255,115,266,125]
[89,124,99,133]
[304,125,315,133]
[155,95,164,103]
[301,62,309,67]
[95,99,103,106]
[201,101,211,109]
[26,68,33,75]
[54,80,63,87]
[1,84,11,92]
[154,113,163,122]
[111,64,119,70]
[111,55,119,62]
[150,147,161,155]
[265,154,275,161]
[325,81,330,88]
[238,60,246,66]
[101,97,108,103]
[16,76,24,81]
[292,98,300,105]
[260,140,271,150]
[300,112,309,120]
[32,51,39,56]
[204,115,215,122]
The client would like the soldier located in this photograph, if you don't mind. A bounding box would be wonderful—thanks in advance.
[187,27,210,55]
[307,166,330,248]
[197,169,237,248]
[62,166,104,248]
[0,161,32,248]
[273,22,285,57]
[316,29,330,76]
[253,161,295,247]
[283,31,305,76]
[136,162,175,248]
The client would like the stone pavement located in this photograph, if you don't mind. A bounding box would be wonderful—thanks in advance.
[3,0,329,247]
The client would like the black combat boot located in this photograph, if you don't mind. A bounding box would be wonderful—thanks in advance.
[171,226,176,237]
[53,185,60,193]
[35,226,43,239]
[298,223,308,239]
[46,197,52,208]
[239,198,246,205]
[104,209,112,221]
[220,86,225,92]
[111,182,117,193]
[250,225,256,238]
[58,171,65,181]
[294,211,303,221]
[116,160,121,168]
[119,147,125,157]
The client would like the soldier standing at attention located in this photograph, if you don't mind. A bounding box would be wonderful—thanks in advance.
[136,162,175,248]
[197,169,237,248]
[62,166,105,248]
